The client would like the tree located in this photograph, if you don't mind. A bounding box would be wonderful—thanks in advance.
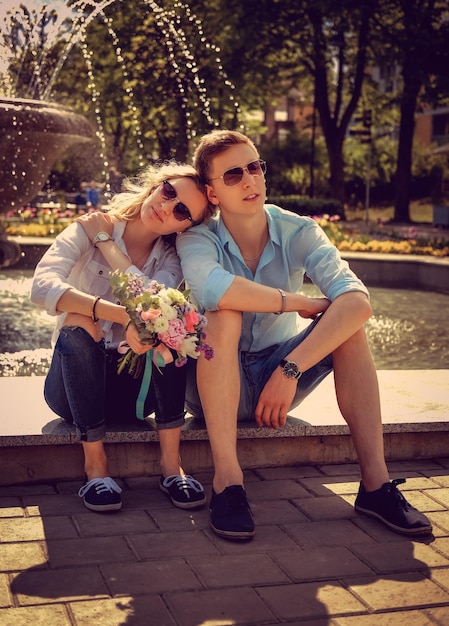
[288,1,376,202]
[375,0,449,222]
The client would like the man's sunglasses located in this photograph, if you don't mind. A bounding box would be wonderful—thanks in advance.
[160,180,199,224]
[208,159,267,187]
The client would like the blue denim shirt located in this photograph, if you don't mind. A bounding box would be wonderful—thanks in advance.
[176,204,369,352]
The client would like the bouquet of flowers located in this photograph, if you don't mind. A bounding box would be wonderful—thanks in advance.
[110,270,214,377]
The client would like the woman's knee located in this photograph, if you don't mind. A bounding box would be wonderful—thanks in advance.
[64,313,103,341]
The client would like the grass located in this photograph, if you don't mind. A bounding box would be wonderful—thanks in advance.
[345,200,433,224]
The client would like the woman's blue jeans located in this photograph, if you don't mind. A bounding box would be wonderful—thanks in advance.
[44,327,186,442]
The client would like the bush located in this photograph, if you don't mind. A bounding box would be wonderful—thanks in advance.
[267,195,344,218]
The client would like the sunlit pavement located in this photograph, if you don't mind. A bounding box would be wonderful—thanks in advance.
[1,372,449,624]
[1,462,449,624]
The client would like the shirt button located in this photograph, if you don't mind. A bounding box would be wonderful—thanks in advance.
[99,270,103,275]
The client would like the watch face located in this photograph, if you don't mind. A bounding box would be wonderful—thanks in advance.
[93,232,110,246]
[281,360,301,379]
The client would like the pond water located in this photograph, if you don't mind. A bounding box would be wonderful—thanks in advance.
[0,269,448,376]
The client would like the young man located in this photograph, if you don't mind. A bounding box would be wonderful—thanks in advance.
[176,130,432,541]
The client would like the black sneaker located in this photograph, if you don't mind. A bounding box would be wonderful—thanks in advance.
[210,485,255,541]
[355,478,432,536]
[78,477,122,512]
[159,475,206,509]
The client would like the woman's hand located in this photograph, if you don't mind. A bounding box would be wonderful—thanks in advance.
[124,322,154,355]
[77,211,114,242]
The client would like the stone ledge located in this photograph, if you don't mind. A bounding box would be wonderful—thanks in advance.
[1,370,448,448]
[341,252,449,295]
[1,371,448,485]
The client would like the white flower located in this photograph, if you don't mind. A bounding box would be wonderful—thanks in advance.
[159,300,178,320]
[152,316,169,333]
[179,335,200,358]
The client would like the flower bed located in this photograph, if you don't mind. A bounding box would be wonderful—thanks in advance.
[2,207,449,257]
[2,204,93,238]
[315,215,449,258]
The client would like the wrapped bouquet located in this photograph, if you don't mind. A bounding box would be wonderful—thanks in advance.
[110,270,214,418]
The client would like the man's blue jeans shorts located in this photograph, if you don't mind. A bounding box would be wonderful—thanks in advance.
[185,317,333,422]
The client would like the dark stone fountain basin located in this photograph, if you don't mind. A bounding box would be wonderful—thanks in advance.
[0,98,94,213]
[0,98,94,267]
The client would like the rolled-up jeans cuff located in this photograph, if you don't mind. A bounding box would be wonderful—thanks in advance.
[76,422,105,442]
[155,412,185,430]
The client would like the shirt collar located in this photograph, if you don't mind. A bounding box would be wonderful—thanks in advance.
[215,205,282,253]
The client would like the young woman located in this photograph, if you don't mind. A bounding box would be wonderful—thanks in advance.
[31,163,215,513]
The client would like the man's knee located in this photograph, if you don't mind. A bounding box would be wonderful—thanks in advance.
[205,310,242,344]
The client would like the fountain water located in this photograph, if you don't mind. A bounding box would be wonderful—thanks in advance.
[1,270,448,376]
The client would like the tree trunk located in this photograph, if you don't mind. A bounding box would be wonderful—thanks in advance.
[394,75,421,223]
[327,133,346,202]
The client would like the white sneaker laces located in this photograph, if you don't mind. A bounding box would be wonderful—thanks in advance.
[78,477,122,497]
[162,475,204,494]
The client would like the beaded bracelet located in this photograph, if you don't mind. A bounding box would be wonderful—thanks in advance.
[274,288,286,315]
[91,296,101,323]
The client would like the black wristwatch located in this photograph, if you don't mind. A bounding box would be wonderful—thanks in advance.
[279,358,302,380]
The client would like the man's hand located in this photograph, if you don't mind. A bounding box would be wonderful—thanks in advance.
[297,296,330,319]
[254,367,298,429]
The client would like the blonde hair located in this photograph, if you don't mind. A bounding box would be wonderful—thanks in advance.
[193,130,257,183]
[107,162,215,223]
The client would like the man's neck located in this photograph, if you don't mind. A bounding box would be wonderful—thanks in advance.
[221,212,269,259]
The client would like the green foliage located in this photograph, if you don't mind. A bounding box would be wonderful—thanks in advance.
[267,195,344,218]
[3,0,449,212]
[259,131,331,196]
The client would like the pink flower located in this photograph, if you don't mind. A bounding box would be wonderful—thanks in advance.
[184,309,199,333]
[141,308,161,321]
[158,318,187,351]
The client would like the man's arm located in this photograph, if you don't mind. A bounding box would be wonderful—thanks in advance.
[219,276,330,318]
[255,290,372,429]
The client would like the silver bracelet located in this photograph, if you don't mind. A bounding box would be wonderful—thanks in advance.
[275,288,286,315]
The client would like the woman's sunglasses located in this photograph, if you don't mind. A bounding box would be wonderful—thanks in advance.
[208,159,267,187]
[160,180,199,224]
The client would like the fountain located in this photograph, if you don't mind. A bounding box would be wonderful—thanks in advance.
[0,98,95,266]
[0,98,94,212]
[0,0,99,266]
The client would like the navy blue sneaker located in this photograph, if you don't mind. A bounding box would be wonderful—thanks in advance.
[78,477,122,512]
[355,478,432,536]
[160,475,206,509]
[210,485,255,541]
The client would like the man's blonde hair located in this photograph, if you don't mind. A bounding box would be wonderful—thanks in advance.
[193,130,257,184]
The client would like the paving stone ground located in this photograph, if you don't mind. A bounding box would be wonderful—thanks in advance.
[2,459,449,625]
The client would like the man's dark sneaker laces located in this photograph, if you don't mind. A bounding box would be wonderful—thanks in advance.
[160,474,206,509]
[78,477,122,512]
[355,478,433,535]
[210,485,255,540]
